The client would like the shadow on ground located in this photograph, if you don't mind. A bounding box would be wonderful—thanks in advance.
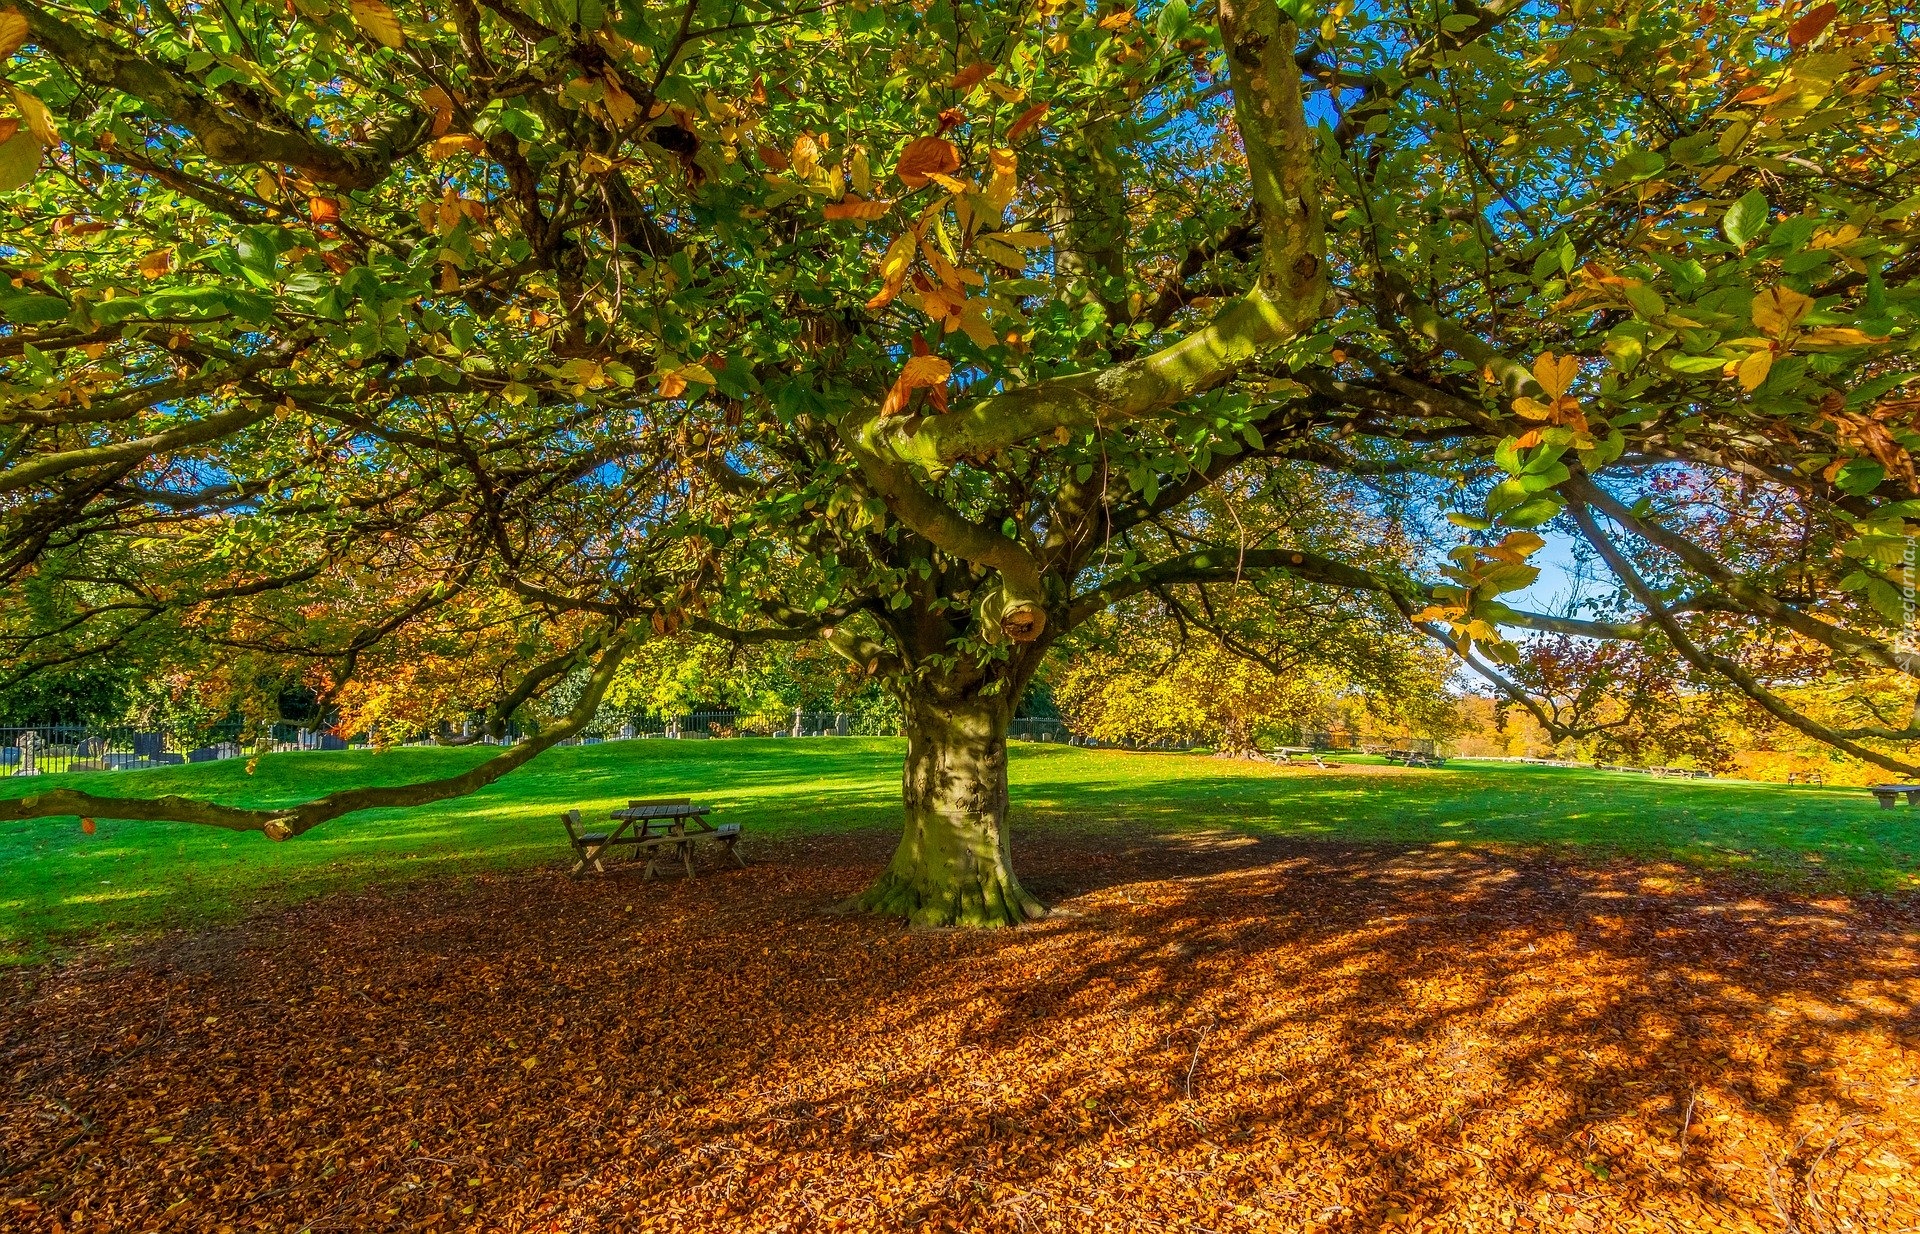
[3,828,1917,1232]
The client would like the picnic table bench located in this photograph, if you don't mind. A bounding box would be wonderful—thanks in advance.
[1785,770,1825,786]
[562,798,744,879]
[1868,784,1920,809]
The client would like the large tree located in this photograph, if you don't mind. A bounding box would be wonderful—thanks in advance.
[2,0,1917,923]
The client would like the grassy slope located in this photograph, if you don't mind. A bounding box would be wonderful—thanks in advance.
[2,739,1915,961]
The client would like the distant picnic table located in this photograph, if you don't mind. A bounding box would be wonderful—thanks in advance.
[562,798,743,879]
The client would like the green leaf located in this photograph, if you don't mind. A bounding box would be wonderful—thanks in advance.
[1503,495,1566,528]
[0,294,71,323]
[1864,577,1906,624]
[1155,0,1190,42]
[1722,189,1769,248]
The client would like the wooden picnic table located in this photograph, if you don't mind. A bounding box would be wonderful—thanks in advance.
[563,798,743,879]
[1868,784,1920,809]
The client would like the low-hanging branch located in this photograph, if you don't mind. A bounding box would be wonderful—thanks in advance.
[1564,473,1920,679]
[1566,501,1920,778]
[0,628,636,836]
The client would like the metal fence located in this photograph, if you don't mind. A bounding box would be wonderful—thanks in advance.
[3,710,1092,776]
[0,721,362,777]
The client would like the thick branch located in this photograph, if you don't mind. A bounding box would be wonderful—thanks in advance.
[1565,473,1920,678]
[1567,501,1920,777]
[18,1,400,189]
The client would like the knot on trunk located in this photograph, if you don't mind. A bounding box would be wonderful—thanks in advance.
[978,584,1047,643]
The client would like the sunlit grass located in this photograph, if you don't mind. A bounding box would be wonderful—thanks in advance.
[1,739,1913,961]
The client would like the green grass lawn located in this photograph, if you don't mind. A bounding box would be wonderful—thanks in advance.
[2,739,1915,962]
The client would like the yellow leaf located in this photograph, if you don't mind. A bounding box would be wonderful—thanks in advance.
[878,231,917,282]
[349,0,405,48]
[1736,348,1773,391]
[603,80,638,129]
[985,147,1018,214]
[791,133,820,178]
[8,86,55,145]
[428,134,486,160]
[677,363,717,385]
[1511,396,1555,421]
[657,371,688,398]
[1797,326,1881,348]
[1098,8,1135,29]
[975,238,1026,271]
[925,171,970,193]
[851,147,871,195]
[0,9,26,59]
[138,248,173,279]
[1501,531,1546,557]
[1751,285,1814,337]
[898,355,951,388]
[956,298,997,350]
[981,229,1049,249]
[1530,351,1579,399]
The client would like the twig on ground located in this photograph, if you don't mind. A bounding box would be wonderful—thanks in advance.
[1185,1014,1216,1099]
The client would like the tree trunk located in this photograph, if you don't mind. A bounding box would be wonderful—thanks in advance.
[850,692,1047,928]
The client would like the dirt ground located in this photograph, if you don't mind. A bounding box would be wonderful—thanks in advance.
[4,828,1918,1233]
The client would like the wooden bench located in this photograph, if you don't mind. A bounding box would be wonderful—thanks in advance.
[1869,784,1920,809]
[1786,770,1825,786]
[562,807,647,877]
[564,798,743,879]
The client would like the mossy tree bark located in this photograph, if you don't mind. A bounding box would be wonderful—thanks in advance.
[852,689,1046,928]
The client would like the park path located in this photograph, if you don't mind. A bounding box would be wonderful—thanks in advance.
[3,828,1918,1233]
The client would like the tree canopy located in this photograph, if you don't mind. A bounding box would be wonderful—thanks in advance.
[2,0,1918,922]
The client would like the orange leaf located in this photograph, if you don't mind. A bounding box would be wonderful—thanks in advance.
[948,62,991,91]
[0,10,26,60]
[1006,102,1049,141]
[0,116,16,144]
[823,195,890,221]
[138,248,173,279]
[422,85,455,138]
[309,195,342,223]
[895,136,960,188]
[879,354,953,417]
[80,817,96,835]
[658,371,688,399]
[757,143,790,171]
[1788,2,1837,49]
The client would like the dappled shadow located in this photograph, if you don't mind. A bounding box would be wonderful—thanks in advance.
[3,829,1918,1231]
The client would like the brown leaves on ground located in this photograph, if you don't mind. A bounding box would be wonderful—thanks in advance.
[4,830,1920,1232]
